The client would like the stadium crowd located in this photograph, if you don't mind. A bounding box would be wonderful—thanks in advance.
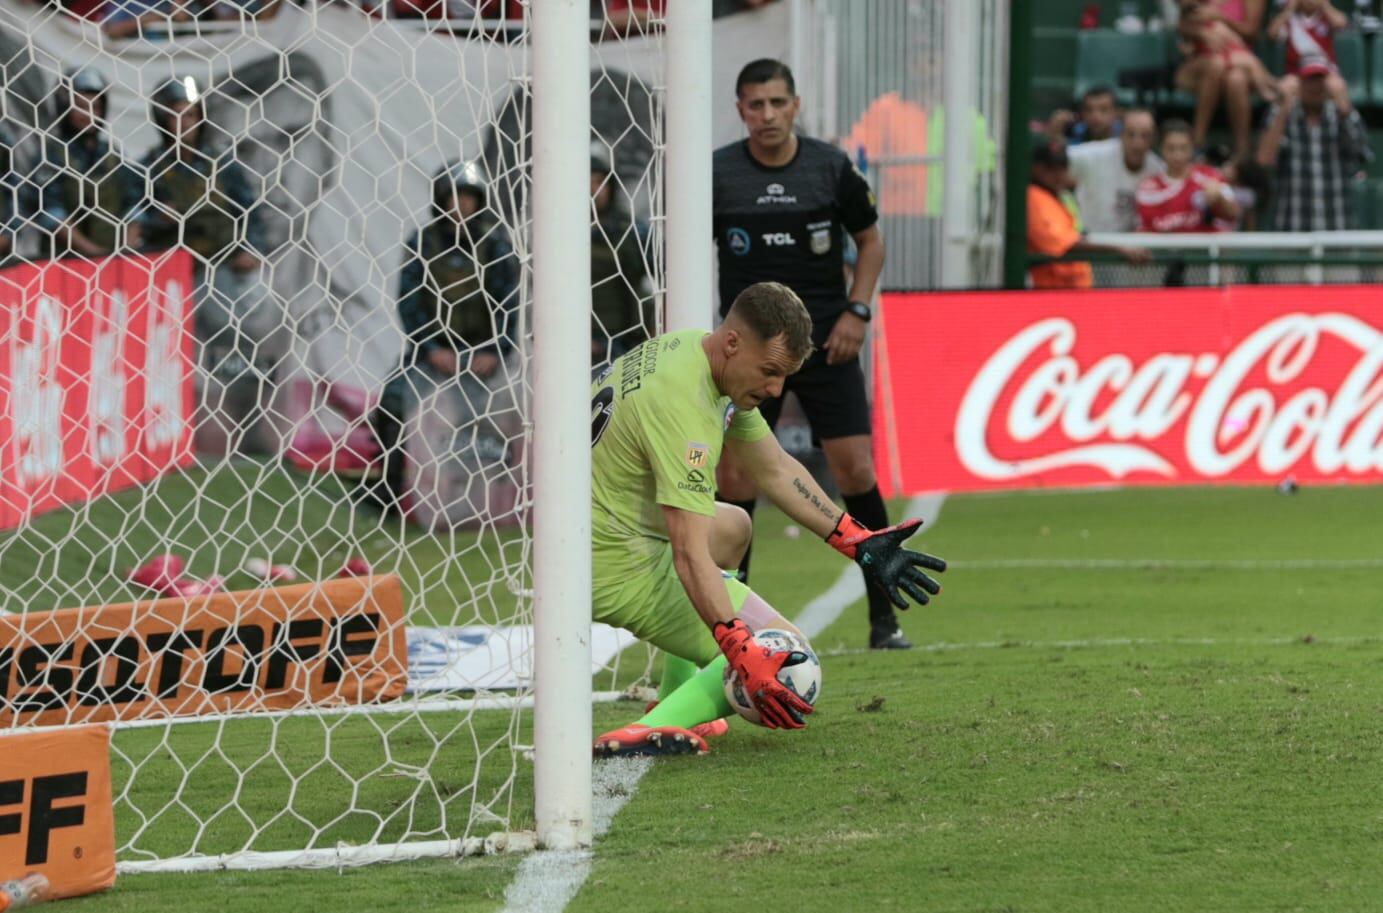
[1029,0,1378,288]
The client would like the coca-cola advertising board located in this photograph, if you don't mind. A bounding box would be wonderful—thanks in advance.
[874,287,1383,496]
[0,252,195,528]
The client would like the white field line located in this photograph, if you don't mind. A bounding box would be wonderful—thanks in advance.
[820,634,1383,658]
[499,757,651,913]
[794,493,948,638]
[949,558,1383,570]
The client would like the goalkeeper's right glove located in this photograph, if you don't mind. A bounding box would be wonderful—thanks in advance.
[714,618,814,730]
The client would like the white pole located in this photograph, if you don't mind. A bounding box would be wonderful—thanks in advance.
[531,0,593,851]
[941,0,978,289]
[665,0,714,331]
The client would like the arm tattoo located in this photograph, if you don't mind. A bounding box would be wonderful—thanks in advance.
[792,477,839,521]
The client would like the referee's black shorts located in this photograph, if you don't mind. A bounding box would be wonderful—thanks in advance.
[757,319,872,441]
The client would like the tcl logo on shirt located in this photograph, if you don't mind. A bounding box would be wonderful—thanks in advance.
[762,232,796,246]
[0,726,116,901]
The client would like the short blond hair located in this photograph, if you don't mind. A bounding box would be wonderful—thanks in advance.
[728,282,813,363]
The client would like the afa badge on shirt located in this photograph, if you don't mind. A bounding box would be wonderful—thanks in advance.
[686,442,709,468]
[810,227,832,254]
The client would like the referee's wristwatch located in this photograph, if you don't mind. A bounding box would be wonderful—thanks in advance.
[846,300,872,322]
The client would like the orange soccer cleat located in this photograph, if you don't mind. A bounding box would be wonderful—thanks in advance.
[593,724,708,759]
[643,701,730,742]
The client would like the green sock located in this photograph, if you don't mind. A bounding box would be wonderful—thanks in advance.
[639,656,733,729]
[658,653,699,701]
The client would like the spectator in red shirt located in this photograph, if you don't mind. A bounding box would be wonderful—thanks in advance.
[1267,0,1350,112]
[1136,119,1241,232]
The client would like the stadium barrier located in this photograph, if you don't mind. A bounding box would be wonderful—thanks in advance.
[0,724,117,902]
[0,252,196,529]
[0,575,408,729]
[874,285,1383,496]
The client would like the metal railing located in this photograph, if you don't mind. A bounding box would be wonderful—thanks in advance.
[1054,231,1383,287]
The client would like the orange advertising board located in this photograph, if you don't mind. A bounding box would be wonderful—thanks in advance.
[0,725,116,901]
[0,575,407,728]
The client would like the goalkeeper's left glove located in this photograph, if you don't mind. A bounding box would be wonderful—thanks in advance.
[827,514,946,610]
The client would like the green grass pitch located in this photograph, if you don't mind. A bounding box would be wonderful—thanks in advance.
[10,467,1382,912]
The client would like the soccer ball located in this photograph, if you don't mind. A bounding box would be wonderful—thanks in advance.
[722,628,822,727]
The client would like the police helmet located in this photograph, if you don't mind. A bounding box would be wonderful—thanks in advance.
[150,76,205,137]
[590,141,613,176]
[433,159,488,211]
[57,66,111,123]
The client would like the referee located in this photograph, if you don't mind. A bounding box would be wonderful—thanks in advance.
[714,59,908,651]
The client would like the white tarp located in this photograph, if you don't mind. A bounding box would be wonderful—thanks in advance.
[406,623,637,693]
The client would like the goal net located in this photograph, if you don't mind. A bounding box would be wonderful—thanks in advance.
[0,0,665,870]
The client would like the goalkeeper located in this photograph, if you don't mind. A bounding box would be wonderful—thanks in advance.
[592,281,945,757]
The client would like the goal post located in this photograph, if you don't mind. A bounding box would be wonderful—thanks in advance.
[531,0,593,852]
[664,0,714,334]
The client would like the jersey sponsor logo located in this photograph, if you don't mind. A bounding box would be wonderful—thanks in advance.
[727,227,752,256]
[757,182,798,205]
[685,442,709,469]
[677,468,713,494]
[762,232,796,247]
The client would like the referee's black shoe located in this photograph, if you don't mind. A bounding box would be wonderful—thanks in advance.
[869,625,913,650]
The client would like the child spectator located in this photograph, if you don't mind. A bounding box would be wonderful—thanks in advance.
[1136,120,1240,232]
[1268,0,1350,111]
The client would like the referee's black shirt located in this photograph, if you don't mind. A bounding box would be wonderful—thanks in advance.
[713,135,878,324]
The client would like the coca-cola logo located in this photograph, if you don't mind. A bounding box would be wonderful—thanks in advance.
[955,313,1383,481]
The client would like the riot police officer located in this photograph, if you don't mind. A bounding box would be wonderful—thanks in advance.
[37,67,142,261]
[589,143,652,368]
[0,123,26,269]
[138,76,273,374]
[370,159,520,518]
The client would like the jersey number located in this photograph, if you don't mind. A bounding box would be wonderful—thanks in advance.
[591,386,615,447]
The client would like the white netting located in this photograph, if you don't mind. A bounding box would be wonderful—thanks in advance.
[0,1,665,869]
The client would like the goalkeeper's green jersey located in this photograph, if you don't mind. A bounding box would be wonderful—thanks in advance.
[590,329,771,582]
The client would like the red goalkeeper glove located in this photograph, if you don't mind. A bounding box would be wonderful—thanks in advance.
[827,514,946,610]
[714,618,814,730]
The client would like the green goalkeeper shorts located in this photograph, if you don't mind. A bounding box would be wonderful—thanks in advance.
[593,544,750,666]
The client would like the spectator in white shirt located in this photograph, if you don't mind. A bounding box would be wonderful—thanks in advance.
[1068,109,1164,233]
